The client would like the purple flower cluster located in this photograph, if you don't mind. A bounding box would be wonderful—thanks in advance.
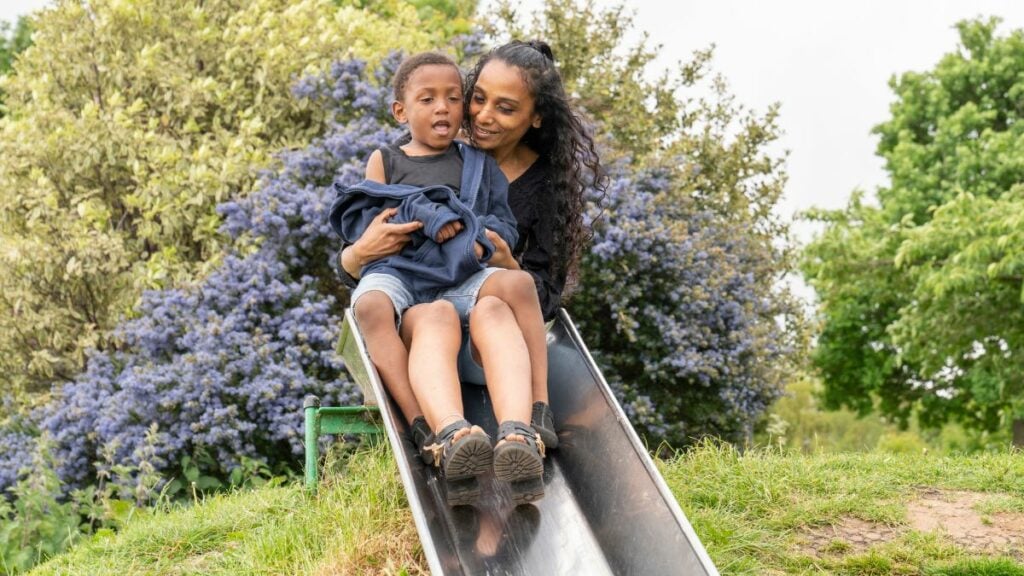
[575,166,788,446]
[6,57,406,492]
[0,397,38,492]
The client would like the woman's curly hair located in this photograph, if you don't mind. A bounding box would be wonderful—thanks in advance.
[464,40,606,288]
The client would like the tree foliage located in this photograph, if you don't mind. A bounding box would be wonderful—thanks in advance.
[489,0,803,446]
[0,0,454,394]
[0,15,33,118]
[803,18,1024,437]
[1,56,404,496]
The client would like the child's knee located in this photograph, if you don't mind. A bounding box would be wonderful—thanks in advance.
[353,291,397,331]
[414,300,460,330]
[470,295,513,328]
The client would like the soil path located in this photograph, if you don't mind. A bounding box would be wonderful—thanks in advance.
[798,488,1024,560]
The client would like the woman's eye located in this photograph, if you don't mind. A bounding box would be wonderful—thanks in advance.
[498,106,513,114]
[473,94,484,103]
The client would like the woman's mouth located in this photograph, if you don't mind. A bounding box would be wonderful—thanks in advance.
[473,125,497,138]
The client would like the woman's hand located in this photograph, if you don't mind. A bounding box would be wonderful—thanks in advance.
[484,229,519,269]
[340,208,423,279]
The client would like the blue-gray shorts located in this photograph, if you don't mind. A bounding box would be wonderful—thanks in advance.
[350,268,501,384]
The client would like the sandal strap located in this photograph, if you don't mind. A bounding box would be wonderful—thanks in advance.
[497,420,545,458]
[424,419,476,468]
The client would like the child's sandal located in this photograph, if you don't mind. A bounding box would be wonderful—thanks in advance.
[424,419,493,506]
[493,420,545,504]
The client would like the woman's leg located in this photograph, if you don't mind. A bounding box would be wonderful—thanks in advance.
[477,270,548,404]
[352,291,422,425]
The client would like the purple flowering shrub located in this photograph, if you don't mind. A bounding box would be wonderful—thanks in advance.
[26,57,405,492]
[573,167,790,448]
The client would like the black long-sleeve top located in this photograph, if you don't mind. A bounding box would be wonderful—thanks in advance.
[333,155,566,321]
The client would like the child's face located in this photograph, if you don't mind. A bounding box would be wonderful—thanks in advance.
[392,64,464,153]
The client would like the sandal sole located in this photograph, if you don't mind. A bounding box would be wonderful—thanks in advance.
[493,441,544,482]
[444,432,494,480]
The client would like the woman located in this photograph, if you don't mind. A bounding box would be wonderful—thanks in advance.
[337,40,603,504]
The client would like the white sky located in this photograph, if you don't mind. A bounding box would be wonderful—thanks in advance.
[5,0,1024,244]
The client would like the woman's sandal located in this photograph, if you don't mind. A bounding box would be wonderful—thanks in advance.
[493,420,546,504]
[531,401,558,449]
[424,419,493,506]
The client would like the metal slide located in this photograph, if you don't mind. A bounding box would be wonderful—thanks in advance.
[338,308,719,575]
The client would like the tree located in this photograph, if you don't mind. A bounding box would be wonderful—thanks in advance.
[0,16,33,118]
[0,0,456,394]
[489,0,804,447]
[803,18,1024,444]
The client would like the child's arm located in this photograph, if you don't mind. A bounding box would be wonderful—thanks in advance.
[365,150,386,183]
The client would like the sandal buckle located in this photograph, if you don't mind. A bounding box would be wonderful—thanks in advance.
[424,441,444,468]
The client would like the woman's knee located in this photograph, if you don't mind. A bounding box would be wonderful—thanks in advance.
[490,270,539,308]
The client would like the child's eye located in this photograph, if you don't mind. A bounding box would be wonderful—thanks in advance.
[448,96,462,103]
[420,97,434,104]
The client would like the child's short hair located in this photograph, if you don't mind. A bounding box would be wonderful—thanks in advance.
[393,52,461,102]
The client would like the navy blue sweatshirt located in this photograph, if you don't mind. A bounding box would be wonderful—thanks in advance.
[328,143,518,296]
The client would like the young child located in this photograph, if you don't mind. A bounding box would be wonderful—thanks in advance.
[329,52,547,505]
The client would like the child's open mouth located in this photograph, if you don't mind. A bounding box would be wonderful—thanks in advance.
[433,121,451,136]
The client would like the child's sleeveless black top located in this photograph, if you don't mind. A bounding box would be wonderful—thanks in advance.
[380,143,463,191]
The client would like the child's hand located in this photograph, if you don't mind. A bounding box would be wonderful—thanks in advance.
[435,220,464,243]
[474,241,484,261]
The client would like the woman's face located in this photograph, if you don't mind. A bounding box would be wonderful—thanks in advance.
[468,60,541,156]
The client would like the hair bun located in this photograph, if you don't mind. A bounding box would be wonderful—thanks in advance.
[527,40,555,62]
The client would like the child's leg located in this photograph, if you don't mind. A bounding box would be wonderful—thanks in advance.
[399,300,467,434]
[348,272,419,426]
[470,295,545,503]
[403,300,492,506]
[477,270,548,404]
[352,290,422,425]
[468,295,532,441]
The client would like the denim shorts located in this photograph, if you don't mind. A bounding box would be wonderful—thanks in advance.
[349,272,416,328]
[350,268,500,385]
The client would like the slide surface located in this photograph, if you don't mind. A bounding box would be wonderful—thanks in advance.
[339,308,719,575]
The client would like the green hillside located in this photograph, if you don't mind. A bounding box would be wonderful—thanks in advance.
[29,444,1024,575]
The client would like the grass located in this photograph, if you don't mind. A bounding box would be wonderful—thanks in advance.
[29,443,1024,575]
[665,442,1024,575]
[29,443,426,576]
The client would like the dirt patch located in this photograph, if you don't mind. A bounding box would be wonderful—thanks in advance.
[796,488,1024,560]
[907,488,1024,559]
[797,517,902,557]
